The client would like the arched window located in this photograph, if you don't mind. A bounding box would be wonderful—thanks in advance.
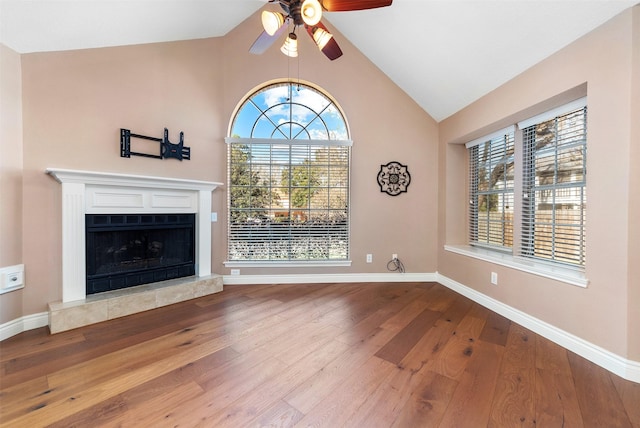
[226,80,351,264]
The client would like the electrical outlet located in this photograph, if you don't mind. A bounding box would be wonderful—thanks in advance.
[392,253,398,260]
[491,272,498,285]
[0,264,25,294]
[231,269,240,276]
[366,254,372,263]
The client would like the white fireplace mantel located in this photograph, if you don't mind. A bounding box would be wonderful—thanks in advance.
[47,168,222,303]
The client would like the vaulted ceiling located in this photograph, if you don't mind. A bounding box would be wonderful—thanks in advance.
[1,0,636,121]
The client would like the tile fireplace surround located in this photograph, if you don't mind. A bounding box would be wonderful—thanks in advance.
[46,168,223,333]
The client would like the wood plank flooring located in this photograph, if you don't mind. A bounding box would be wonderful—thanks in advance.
[1,282,639,427]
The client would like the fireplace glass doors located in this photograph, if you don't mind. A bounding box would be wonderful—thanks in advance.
[86,214,195,295]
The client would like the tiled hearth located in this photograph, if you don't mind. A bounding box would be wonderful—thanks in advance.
[48,274,222,333]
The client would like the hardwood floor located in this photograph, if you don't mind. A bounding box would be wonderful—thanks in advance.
[1,282,639,427]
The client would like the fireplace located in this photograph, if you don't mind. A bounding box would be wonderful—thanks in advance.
[86,213,196,294]
[46,168,224,334]
[46,168,222,303]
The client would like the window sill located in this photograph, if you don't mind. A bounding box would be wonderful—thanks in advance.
[224,260,352,268]
[444,244,588,288]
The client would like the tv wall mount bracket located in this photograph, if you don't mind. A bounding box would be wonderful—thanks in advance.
[120,128,191,161]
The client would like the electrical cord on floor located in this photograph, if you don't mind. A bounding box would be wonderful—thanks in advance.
[387,257,405,273]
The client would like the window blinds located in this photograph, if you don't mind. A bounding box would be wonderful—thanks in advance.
[227,141,350,261]
[520,105,587,266]
[468,129,515,249]
[465,126,515,149]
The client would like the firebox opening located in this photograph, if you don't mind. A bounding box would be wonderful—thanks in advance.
[86,214,195,295]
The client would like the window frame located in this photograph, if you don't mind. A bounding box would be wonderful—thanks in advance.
[451,97,588,287]
[520,103,587,267]
[467,126,516,252]
[225,81,352,267]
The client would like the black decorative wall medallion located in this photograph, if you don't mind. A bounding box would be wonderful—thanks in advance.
[377,161,411,196]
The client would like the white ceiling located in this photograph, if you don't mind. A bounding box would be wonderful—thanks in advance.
[1,0,637,121]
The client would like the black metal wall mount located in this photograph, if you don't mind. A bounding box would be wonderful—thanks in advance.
[377,161,411,196]
[120,128,191,161]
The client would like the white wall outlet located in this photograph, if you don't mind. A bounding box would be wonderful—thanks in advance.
[210,212,218,222]
[366,254,373,263]
[0,264,25,294]
[392,253,398,260]
[230,269,240,276]
[491,272,498,285]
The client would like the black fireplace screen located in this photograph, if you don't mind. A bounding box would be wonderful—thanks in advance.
[86,214,195,295]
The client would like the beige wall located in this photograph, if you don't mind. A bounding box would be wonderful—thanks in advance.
[439,7,637,359]
[0,44,24,324]
[19,38,227,313]
[628,5,640,359]
[11,10,438,317]
[219,13,439,276]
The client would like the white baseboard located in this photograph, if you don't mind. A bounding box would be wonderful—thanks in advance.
[222,272,437,285]
[0,312,48,342]
[436,272,640,384]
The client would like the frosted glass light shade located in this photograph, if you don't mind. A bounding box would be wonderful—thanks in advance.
[301,0,322,26]
[312,28,333,50]
[262,11,285,35]
[281,33,298,57]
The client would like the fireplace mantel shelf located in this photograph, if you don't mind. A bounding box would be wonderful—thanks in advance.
[46,168,222,192]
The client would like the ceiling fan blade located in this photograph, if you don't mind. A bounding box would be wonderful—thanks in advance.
[320,0,392,12]
[306,22,343,61]
[249,20,288,55]
[250,31,276,55]
[321,37,343,61]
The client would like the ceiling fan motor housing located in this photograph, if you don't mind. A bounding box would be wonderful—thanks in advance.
[253,0,392,60]
[288,1,305,26]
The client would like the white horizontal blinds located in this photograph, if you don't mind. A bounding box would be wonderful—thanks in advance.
[465,126,515,149]
[520,105,587,266]
[468,129,515,249]
[228,141,350,261]
[517,97,587,129]
[469,145,479,243]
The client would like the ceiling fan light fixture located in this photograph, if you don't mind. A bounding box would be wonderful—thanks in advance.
[261,11,285,36]
[301,0,322,26]
[312,27,333,50]
[281,33,298,57]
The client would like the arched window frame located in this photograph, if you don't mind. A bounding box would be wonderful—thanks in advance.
[225,79,352,266]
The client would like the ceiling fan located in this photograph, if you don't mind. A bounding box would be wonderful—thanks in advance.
[250,0,393,61]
